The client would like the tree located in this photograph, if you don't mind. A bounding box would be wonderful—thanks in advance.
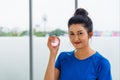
[49,28,67,36]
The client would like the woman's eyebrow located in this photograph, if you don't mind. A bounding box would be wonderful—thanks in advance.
[77,30,83,32]
[69,30,83,32]
[69,30,83,33]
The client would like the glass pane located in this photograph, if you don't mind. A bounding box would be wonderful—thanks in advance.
[0,0,29,80]
[33,0,74,80]
[78,0,120,80]
[33,0,120,80]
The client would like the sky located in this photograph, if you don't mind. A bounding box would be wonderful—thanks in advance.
[0,0,119,31]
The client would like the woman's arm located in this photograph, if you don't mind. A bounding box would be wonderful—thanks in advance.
[44,54,60,80]
[44,36,60,80]
[55,68,60,80]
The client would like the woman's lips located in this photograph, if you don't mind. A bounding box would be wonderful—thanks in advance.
[74,41,82,45]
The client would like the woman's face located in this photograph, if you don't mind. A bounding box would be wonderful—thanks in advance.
[68,24,92,49]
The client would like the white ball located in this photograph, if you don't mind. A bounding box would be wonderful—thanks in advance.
[51,38,59,46]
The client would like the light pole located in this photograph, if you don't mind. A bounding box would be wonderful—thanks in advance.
[42,15,47,36]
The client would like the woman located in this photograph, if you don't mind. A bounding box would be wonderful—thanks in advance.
[44,8,112,80]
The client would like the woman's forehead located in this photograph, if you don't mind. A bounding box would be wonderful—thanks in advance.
[69,24,86,31]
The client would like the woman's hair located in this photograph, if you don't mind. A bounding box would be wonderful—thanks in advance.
[68,8,93,33]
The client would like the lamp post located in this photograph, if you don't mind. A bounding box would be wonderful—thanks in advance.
[42,15,47,36]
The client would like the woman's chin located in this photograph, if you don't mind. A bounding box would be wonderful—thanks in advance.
[74,46,82,49]
[74,44,84,49]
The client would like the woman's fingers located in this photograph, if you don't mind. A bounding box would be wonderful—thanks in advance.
[48,36,60,47]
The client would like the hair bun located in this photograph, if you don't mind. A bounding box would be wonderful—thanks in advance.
[74,8,88,16]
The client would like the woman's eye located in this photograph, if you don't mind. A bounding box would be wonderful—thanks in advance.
[79,32,82,34]
[70,33,74,35]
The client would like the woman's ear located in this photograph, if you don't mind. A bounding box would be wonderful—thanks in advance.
[89,32,93,38]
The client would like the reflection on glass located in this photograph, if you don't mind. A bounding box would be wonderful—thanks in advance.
[0,0,29,80]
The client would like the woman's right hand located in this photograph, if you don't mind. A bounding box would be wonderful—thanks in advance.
[47,36,60,56]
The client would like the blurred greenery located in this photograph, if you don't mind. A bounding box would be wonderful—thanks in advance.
[0,27,119,37]
[0,27,67,37]
[48,29,67,36]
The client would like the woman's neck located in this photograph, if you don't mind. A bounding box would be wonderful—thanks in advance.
[75,46,95,60]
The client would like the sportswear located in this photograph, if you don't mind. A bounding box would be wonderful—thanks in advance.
[55,50,112,80]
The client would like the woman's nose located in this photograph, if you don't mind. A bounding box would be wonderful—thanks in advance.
[74,35,79,41]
